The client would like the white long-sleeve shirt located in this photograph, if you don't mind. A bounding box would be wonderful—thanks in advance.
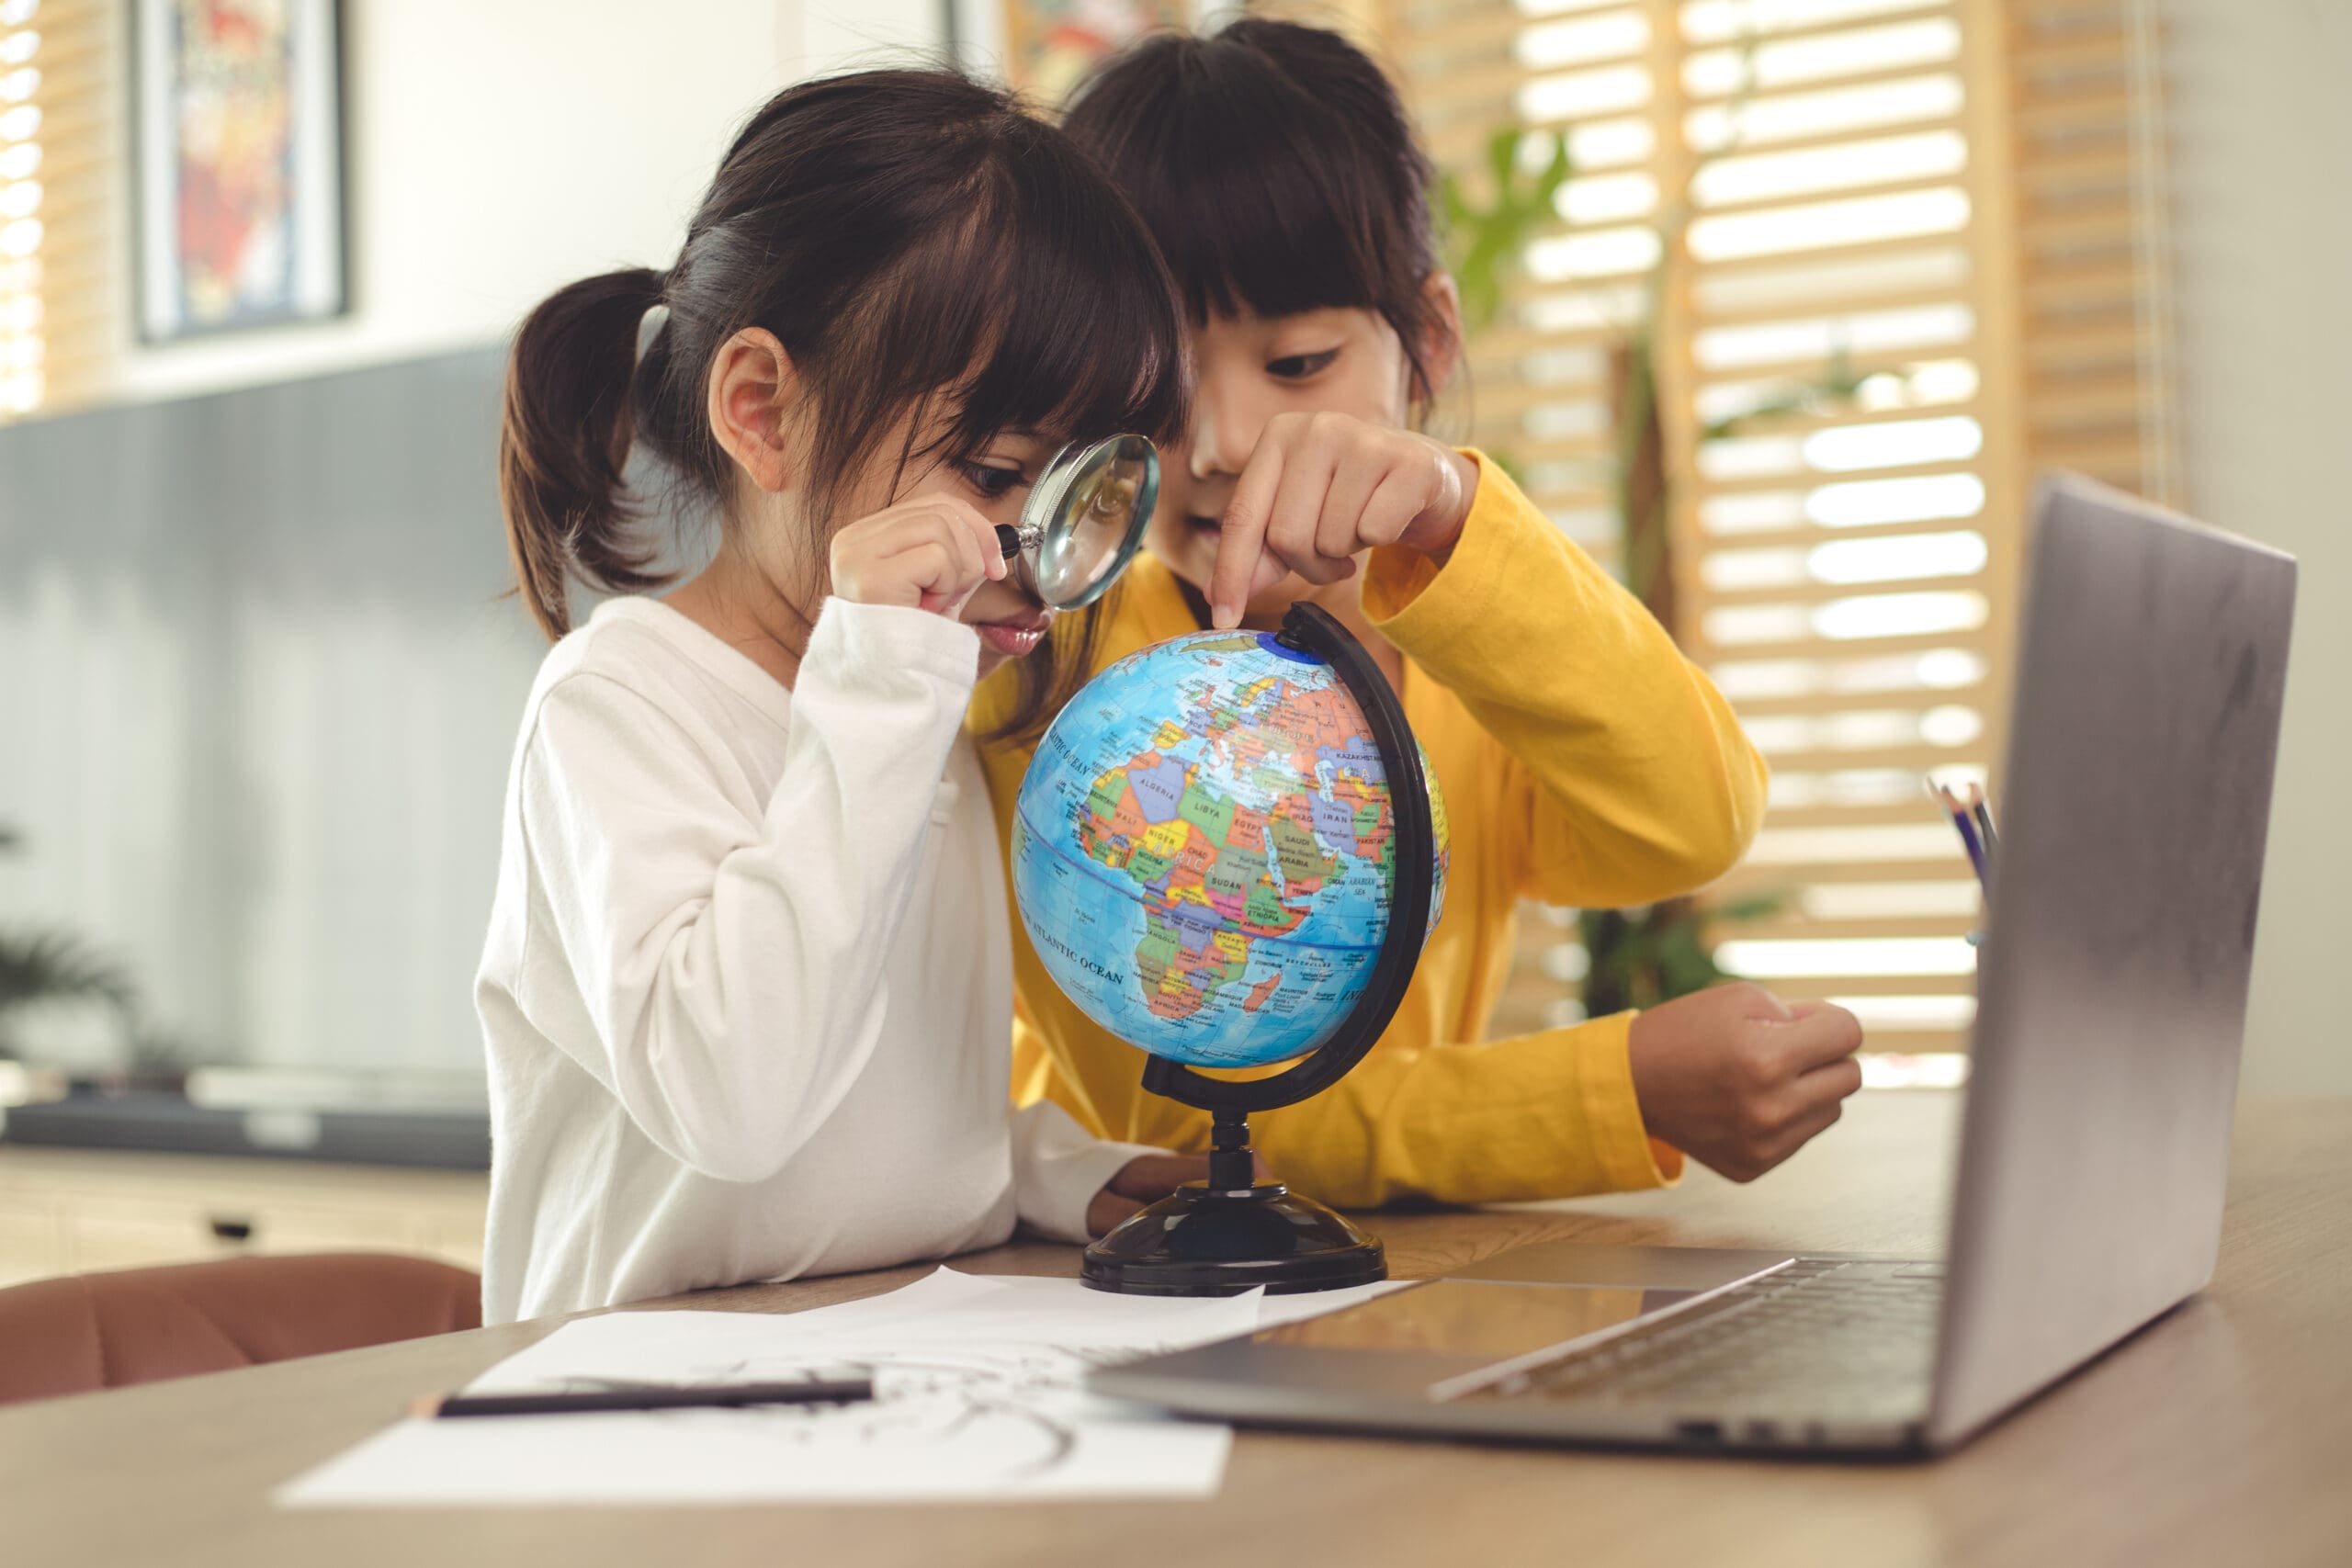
[475,595,1155,1325]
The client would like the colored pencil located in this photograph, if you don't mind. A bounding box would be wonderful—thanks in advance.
[1935,784,1991,890]
[1966,783,1999,856]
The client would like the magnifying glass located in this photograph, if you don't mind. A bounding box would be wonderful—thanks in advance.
[993,434,1160,611]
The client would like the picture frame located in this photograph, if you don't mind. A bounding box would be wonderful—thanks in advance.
[951,0,1196,103]
[131,0,348,344]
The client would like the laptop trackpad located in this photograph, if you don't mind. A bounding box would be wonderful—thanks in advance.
[1091,1280,1717,1411]
[1443,1239,1800,1292]
[1255,1279,1699,1364]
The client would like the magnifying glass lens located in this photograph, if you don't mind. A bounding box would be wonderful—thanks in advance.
[1023,434,1159,610]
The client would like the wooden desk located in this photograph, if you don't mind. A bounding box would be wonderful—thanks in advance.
[3,1092,2346,1568]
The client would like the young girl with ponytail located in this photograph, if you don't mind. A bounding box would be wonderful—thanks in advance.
[474,70,1202,1325]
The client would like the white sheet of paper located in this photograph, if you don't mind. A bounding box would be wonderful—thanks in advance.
[277,1268,1293,1506]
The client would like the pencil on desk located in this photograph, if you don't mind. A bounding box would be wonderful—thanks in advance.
[412,1378,876,1419]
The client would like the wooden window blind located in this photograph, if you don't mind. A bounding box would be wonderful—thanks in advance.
[2007,0,2177,504]
[1373,0,2176,1056]
[1395,0,1685,1038]
[0,0,116,423]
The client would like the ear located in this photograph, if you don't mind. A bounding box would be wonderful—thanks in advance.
[1415,272,1467,403]
[705,327,799,494]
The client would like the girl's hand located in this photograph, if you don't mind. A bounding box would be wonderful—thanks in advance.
[1209,412,1481,629]
[829,494,1009,617]
[1625,983,1866,1183]
[1085,1150,1276,1236]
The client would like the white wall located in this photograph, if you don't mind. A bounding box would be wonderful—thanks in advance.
[105,0,946,406]
[2159,0,2352,1092]
[2,0,955,1081]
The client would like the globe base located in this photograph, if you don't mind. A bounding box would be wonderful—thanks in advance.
[1080,1182,1387,1297]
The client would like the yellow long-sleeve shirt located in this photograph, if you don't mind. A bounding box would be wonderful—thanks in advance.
[972,453,1769,1208]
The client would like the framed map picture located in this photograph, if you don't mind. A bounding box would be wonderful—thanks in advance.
[994,0,1193,104]
[133,0,347,342]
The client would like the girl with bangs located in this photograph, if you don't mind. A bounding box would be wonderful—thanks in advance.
[475,71,1208,1324]
[975,21,1865,1207]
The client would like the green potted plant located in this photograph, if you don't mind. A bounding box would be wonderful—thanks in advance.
[0,822,192,1092]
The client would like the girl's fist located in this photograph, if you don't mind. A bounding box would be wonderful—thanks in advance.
[830,494,1009,616]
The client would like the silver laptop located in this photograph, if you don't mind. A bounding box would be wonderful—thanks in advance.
[1090,476,2298,1457]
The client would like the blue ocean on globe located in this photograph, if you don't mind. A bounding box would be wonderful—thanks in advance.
[1012,629,1448,1069]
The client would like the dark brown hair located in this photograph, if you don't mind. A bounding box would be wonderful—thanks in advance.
[1061,19,1450,410]
[498,68,1189,739]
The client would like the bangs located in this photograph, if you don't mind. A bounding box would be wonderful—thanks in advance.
[1063,27,1439,331]
[827,125,1191,488]
[955,135,1192,460]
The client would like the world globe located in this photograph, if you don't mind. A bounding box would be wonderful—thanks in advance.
[1013,628,1449,1070]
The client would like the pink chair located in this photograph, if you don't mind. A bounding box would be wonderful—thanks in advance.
[0,1252,482,1406]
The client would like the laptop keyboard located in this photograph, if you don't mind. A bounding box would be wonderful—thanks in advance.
[1468,1258,1942,1411]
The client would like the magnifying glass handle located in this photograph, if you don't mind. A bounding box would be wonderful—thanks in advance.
[994,524,1022,562]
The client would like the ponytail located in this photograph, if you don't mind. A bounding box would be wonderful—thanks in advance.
[498,267,668,640]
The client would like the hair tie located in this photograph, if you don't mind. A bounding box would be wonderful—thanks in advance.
[633,301,670,364]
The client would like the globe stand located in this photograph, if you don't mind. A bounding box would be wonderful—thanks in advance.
[1080,603,1435,1297]
[1078,1108,1386,1297]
